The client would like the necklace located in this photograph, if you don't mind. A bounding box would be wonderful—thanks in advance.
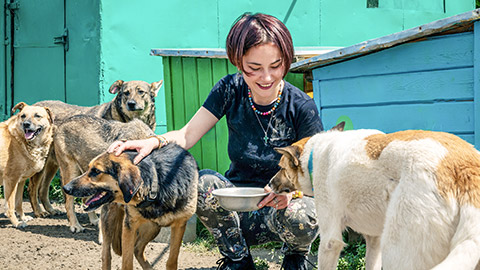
[254,112,274,145]
[248,88,282,116]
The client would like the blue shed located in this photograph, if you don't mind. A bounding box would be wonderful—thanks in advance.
[291,9,480,147]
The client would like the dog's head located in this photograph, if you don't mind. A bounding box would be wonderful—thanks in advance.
[109,79,162,113]
[62,152,148,212]
[10,102,54,142]
[269,122,345,194]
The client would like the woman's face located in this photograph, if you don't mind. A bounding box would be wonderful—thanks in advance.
[241,43,285,105]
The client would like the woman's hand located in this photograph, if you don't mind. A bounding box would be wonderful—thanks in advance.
[258,185,293,209]
[107,137,159,164]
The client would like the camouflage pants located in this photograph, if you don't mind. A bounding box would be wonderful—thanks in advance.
[196,169,319,260]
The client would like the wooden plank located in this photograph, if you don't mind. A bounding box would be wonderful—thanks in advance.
[162,57,174,132]
[182,57,202,168]
[292,9,480,73]
[197,58,218,171]
[313,32,474,80]
[170,57,186,130]
[474,21,480,149]
[319,68,473,107]
[321,102,474,135]
[212,58,230,174]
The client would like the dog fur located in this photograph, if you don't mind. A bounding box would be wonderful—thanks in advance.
[269,122,480,270]
[53,115,156,232]
[28,79,162,232]
[0,102,54,228]
[63,144,198,270]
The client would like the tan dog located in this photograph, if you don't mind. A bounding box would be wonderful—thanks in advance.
[270,123,480,270]
[0,102,54,228]
[28,79,162,232]
[63,144,198,270]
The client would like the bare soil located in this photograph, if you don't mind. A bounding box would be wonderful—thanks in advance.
[0,199,306,270]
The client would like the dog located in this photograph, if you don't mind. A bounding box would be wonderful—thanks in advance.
[63,143,198,270]
[28,79,162,231]
[0,102,54,228]
[53,115,156,233]
[269,122,480,270]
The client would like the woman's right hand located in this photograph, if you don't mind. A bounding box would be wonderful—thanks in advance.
[107,137,159,164]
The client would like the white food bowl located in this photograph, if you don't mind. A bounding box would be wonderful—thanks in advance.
[212,187,269,212]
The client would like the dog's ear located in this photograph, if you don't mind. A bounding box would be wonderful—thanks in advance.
[44,107,54,124]
[109,80,124,94]
[11,102,27,114]
[150,80,163,97]
[332,121,345,132]
[118,164,142,203]
[275,146,301,167]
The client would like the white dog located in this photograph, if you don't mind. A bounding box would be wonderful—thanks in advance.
[269,122,480,270]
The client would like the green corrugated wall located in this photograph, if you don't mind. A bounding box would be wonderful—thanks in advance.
[162,56,304,173]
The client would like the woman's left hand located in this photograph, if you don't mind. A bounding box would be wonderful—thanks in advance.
[258,185,292,209]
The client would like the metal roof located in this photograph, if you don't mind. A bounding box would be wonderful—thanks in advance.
[290,9,480,73]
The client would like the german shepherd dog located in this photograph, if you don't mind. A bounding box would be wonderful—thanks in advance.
[53,115,156,233]
[269,122,480,270]
[28,79,162,232]
[63,144,198,270]
[0,102,54,228]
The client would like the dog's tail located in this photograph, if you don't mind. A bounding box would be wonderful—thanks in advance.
[431,204,480,270]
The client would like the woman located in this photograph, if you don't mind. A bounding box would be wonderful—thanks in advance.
[108,13,323,270]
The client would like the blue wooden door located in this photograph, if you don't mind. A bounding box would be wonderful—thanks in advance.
[9,0,66,110]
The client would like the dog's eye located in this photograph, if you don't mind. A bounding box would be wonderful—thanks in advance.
[20,114,26,119]
[138,90,145,95]
[124,91,130,96]
[34,113,41,119]
[89,167,102,178]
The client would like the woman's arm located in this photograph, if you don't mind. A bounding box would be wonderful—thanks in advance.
[108,106,219,164]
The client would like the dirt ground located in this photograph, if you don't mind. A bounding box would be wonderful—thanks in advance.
[0,199,317,270]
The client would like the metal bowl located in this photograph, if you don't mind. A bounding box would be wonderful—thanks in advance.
[212,187,269,212]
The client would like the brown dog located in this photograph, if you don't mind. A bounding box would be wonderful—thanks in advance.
[53,115,155,233]
[63,144,198,270]
[0,102,54,228]
[28,80,162,232]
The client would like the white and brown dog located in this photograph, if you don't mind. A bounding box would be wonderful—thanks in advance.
[269,122,480,270]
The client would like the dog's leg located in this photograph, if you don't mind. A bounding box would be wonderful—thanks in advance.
[364,235,382,270]
[15,179,32,222]
[134,221,159,270]
[28,171,47,217]
[317,223,345,270]
[166,219,188,270]
[58,157,85,233]
[4,178,25,228]
[121,208,140,270]
[38,156,61,216]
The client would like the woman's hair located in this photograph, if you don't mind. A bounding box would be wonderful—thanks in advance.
[226,13,294,78]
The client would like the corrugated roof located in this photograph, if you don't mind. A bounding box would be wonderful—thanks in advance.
[290,9,480,73]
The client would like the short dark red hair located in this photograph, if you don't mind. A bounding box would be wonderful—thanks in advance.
[226,13,294,78]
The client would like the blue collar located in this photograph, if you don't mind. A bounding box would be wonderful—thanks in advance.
[308,150,314,187]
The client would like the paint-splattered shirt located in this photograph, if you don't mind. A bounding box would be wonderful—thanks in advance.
[203,73,323,188]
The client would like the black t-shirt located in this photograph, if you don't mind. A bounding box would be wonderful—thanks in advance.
[203,73,323,188]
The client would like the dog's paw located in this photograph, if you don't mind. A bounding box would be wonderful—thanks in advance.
[70,224,85,233]
[15,221,27,229]
[47,208,62,216]
[20,215,33,222]
[34,210,49,218]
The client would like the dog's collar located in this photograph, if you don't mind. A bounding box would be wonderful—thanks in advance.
[307,150,314,193]
[136,175,159,208]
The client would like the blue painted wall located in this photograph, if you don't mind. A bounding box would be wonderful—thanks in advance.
[312,28,478,145]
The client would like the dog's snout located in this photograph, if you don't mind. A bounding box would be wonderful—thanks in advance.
[22,121,31,129]
[62,183,72,195]
[127,100,137,110]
